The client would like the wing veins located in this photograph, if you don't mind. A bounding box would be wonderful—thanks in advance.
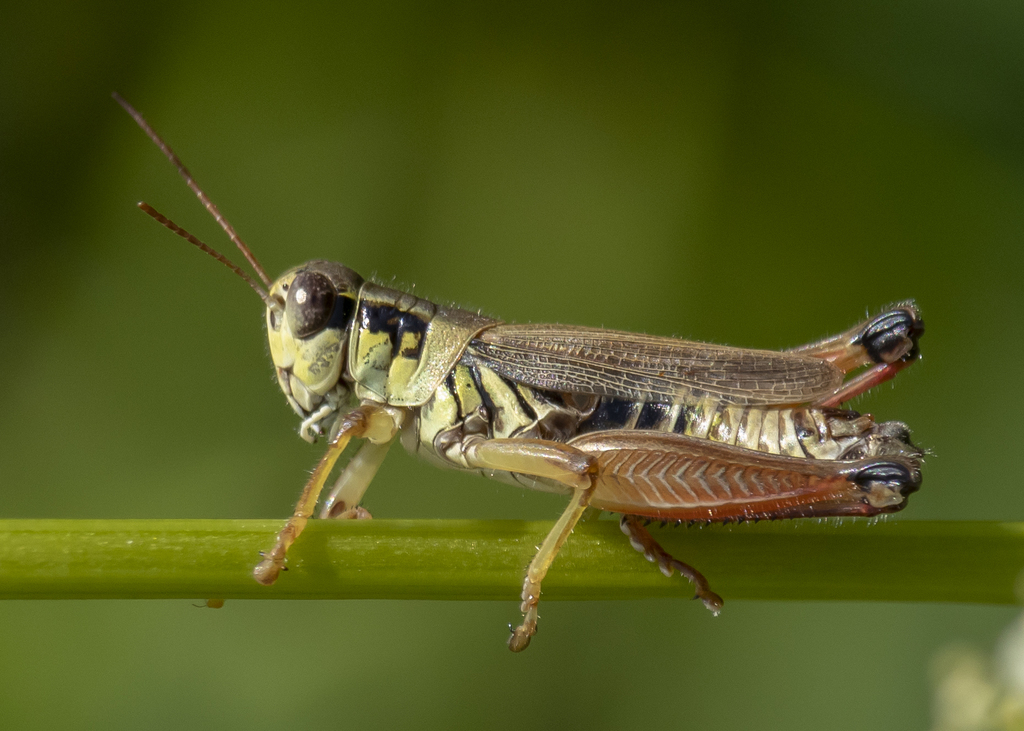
[470,324,843,406]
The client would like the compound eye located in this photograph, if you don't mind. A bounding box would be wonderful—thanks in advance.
[285,271,337,338]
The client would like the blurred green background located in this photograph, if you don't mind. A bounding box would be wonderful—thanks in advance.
[3,1,1024,728]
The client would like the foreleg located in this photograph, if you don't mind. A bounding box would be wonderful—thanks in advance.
[253,402,402,585]
[318,438,395,519]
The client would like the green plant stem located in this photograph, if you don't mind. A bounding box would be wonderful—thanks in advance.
[0,519,1021,603]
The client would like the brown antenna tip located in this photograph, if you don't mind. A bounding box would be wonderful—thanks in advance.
[113,92,273,288]
[137,201,282,312]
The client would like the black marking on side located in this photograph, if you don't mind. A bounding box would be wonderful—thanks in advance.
[326,294,357,333]
[359,303,429,359]
[856,309,923,364]
[579,397,637,433]
[793,409,816,458]
[852,461,920,494]
[673,403,699,435]
[636,402,670,430]
[506,379,538,422]
[532,387,568,408]
[469,365,499,425]
[444,370,461,418]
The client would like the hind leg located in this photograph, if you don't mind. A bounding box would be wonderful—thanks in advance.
[789,304,924,406]
[619,515,723,614]
[789,303,923,370]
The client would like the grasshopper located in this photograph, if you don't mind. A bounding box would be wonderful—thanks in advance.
[116,95,924,651]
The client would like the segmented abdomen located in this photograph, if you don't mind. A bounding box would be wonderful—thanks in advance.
[577,395,856,460]
[403,357,918,516]
[406,357,892,479]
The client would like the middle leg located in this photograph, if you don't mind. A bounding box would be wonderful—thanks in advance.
[459,436,598,651]
[319,438,396,519]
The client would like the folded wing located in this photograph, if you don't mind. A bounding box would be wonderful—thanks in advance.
[469,323,843,406]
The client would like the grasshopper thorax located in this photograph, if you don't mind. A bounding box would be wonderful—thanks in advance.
[267,260,363,441]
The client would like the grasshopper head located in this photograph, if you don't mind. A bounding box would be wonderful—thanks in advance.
[267,260,364,441]
[112,98,365,441]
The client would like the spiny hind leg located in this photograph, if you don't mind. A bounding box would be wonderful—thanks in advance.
[789,303,923,371]
[814,359,916,408]
[458,437,597,651]
[619,515,723,615]
[789,304,924,406]
[319,438,396,519]
[253,402,403,586]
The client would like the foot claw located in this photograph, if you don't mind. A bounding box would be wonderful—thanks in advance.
[507,626,533,652]
[330,505,374,520]
[253,558,282,586]
[697,590,724,616]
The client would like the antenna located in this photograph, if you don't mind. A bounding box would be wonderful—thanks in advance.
[138,202,281,312]
[112,92,273,287]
